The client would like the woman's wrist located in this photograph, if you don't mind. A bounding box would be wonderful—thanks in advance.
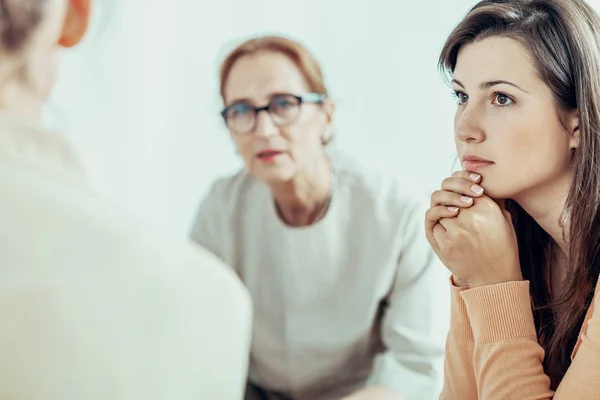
[467,270,524,289]
[451,275,470,288]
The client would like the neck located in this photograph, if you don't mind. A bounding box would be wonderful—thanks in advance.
[0,83,44,120]
[0,50,56,121]
[272,154,332,227]
[513,171,572,257]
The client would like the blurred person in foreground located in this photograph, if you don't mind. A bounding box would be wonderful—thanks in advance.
[0,1,251,399]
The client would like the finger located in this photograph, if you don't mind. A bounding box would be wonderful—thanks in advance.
[432,222,447,245]
[476,194,509,213]
[438,215,459,230]
[430,189,475,208]
[452,170,482,183]
[425,205,460,233]
[441,176,485,198]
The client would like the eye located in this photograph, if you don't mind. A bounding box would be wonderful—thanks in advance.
[493,92,514,106]
[229,103,251,117]
[272,96,295,109]
[453,91,469,105]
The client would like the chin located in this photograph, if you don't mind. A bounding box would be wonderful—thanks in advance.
[477,182,519,202]
[251,166,295,185]
[476,166,553,204]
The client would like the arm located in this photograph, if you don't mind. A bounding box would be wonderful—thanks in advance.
[362,201,449,400]
[462,281,600,399]
[439,280,478,400]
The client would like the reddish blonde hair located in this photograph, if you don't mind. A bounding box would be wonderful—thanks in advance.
[219,35,329,102]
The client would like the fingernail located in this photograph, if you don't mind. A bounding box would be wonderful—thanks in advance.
[471,185,484,195]
[460,196,473,204]
[470,173,481,181]
[448,207,459,212]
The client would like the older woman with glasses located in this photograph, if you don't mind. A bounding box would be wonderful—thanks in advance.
[189,35,447,400]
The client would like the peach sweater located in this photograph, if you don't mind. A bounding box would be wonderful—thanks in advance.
[441,278,600,399]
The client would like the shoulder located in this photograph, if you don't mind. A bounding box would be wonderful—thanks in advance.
[130,221,251,310]
[331,150,429,221]
[200,168,257,212]
[0,172,251,314]
[188,169,259,257]
[0,191,252,399]
[91,199,252,315]
[115,214,252,332]
[189,168,256,233]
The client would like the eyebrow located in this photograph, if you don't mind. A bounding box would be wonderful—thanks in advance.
[226,92,293,106]
[452,78,530,94]
[226,97,252,106]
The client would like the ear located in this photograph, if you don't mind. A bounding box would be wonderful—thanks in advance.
[322,98,335,123]
[320,98,335,143]
[58,0,91,48]
[567,109,580,150]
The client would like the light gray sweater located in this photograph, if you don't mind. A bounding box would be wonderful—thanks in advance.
[190,151,449,400]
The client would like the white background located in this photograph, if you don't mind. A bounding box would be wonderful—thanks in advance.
[44,0,600,236]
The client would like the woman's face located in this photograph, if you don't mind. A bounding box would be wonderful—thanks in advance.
[452,36,579,200]
[222,51,334,185]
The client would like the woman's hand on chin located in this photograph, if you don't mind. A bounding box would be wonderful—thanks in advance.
[426,171,522,288]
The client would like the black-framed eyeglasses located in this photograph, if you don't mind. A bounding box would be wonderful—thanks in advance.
[220,93,326,135]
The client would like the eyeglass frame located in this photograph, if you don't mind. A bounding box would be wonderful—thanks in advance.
[220,92,327,135]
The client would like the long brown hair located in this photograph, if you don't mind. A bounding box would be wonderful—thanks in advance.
[440,0,600,389]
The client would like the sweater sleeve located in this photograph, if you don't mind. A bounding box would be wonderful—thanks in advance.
[461,281,600,399]
[439,279,478,400]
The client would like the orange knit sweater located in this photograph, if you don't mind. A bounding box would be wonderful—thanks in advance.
[441,278,600,399]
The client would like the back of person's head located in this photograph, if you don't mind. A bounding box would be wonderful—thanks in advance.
[440,0,600,388]
[0,0,91,117]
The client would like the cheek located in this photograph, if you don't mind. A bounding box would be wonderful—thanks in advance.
[453,108,464,146]
[283,117,324,150]
[231,136,253,161]
[483,113,572,196]
[453,109,462,131]
[482,108,540,160]
[496,115,570,170]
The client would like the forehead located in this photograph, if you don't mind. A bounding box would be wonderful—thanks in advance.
[454,36,539,87]
[223,52,310,104]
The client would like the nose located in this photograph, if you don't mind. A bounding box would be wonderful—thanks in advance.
[455,103,486,144]
[253,110,278,138]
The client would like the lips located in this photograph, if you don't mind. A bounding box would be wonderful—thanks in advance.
[256,149,285,163]
[462,154,494,171]
[257,150,282,158]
